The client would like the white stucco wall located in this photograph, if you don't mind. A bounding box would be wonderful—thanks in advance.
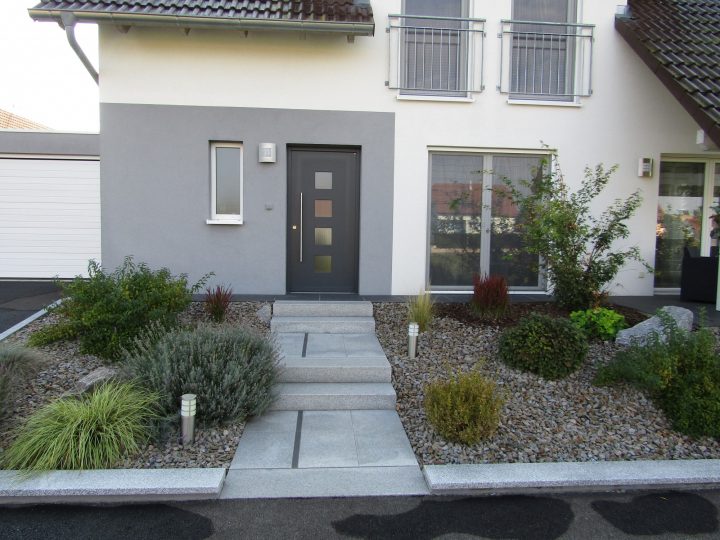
[98,0,719,296]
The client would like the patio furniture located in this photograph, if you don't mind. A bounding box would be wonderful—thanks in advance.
[680,247,719,303]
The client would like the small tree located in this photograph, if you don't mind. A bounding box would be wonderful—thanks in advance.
[503,159,647,310]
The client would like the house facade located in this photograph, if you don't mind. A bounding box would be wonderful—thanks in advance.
[29,0,720,296]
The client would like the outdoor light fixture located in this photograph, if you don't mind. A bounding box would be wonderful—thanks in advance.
[408,323,419,358]
[181,394,197,445]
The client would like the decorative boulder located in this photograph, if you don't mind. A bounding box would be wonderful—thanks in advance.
[68,367,118,396]
[615,306,694,347]
[256,303,272,324]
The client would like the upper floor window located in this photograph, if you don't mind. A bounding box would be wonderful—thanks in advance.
[499,0,594,101]
[387,0,484,98]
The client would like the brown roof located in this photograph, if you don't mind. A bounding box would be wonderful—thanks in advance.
[0,109,50,131]
[30,1,374,34]
[616,0,720,146]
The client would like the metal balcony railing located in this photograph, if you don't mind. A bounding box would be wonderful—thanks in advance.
[387,14,485,96]
[499,20,594,99]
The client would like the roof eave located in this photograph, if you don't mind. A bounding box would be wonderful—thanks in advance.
[615,14,720,148]
[28,8,376,37]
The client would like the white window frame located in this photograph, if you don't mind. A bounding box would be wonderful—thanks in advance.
[508,0,582,104]
[426,147,553,293]
[207,142,243,225]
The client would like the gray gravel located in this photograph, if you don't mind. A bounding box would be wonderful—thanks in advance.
[374,302,720,465]
[0,302,270,469]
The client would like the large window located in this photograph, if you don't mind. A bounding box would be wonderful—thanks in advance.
[655,160,720,288]
[208,142,243,224]
[429,152,545,289]
[501,0,593,101]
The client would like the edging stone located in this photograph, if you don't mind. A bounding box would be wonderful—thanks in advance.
[423,460,720,494]
[0,468,226,505]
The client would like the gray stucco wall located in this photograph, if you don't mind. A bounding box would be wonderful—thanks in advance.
[100,103,395,294]
[0,130,99,156]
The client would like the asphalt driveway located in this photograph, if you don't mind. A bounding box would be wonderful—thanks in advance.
[0,281,61,335]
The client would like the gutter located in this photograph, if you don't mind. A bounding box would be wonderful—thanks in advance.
[59,13,99,85]
[28,9,375,37]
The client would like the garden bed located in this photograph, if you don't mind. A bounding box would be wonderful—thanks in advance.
[374,302,720,465]
[0,301,270,469]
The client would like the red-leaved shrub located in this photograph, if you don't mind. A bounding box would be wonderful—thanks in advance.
[205,285,233,323]
[471,274,509,320]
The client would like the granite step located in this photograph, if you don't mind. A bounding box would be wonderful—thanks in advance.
[278,356,391,383]
[273,301,373,318]
[269,382,396,410]
[271,316,375,334]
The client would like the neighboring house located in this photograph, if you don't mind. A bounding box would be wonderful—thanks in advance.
[0,109,50,131]
[24,0,720,296]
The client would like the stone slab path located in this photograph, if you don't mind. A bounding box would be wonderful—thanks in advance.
[223,301,428,498]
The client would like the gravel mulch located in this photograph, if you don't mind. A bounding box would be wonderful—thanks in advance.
[374,302,720,465]
[0,302,270,469]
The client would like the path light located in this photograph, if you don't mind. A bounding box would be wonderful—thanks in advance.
[408,322,419,359]
[181,394,197,445]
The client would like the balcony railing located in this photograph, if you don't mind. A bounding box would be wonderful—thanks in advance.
[387,14,485,96]
[499,20,594,99]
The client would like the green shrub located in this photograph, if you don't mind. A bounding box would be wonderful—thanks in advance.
[471,274,509,320]
[500,159,648,310]
[595,318,720,438]
[0,344,44,420]
[424,370,504,445]
[205,285,233,323]
[41,257,209,359]
[407,291,434,333]
[570,307,627,341]
[123,323,278,426]
[26,322,76,348]
[499,314,588,380]
[3,382,158,471]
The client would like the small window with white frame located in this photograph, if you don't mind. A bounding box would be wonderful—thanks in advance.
[208,142,243,225]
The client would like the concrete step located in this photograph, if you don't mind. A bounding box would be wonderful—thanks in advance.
[271,316,375,334]
[277,356,391,383]
[269,383,396,410]
[273,301,373,318]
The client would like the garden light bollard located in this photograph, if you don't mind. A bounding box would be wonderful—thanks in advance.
[408,322,419,358]
[181,394,197,445]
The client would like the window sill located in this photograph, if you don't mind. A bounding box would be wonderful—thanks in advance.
[397,94,475,104]
[206,219,243,226]
[507,98,582,108]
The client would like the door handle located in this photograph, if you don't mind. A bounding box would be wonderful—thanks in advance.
[299,192,303,263]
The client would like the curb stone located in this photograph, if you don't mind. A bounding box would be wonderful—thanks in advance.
[0,468,226,505]
[423,459,720,494]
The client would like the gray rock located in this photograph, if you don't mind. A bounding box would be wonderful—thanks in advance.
[69,366,118,395]
[615,306,693,347]
[256,304,272,324]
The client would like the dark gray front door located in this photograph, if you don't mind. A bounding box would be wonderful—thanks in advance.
[287,148,360,293]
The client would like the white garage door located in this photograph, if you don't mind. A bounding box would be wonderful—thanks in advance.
[0,158,100,278]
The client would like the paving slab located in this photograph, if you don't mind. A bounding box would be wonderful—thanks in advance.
[221,466,429,498]
[305,333,346,357]
[230,430,296,469]
[423,459,720,494]
[0,468,226,505]
[274,333,305,357]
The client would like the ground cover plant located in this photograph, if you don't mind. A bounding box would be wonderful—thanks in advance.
[424,370,504,445]
[470,274,509,320]
[498,313,588,380]
[595,317,720,438]
[3,382,158,471]
[407,291,434,332]
[28,257,209,359]
[501,160,647,310]
[123,323,278,426]
[570,307,627,341]
[0,344,44,421]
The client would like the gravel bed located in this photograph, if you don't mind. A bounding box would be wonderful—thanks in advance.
[374,302,720,465]
[0,302,270,469]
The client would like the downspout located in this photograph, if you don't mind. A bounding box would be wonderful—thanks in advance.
[59,13,99,85]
